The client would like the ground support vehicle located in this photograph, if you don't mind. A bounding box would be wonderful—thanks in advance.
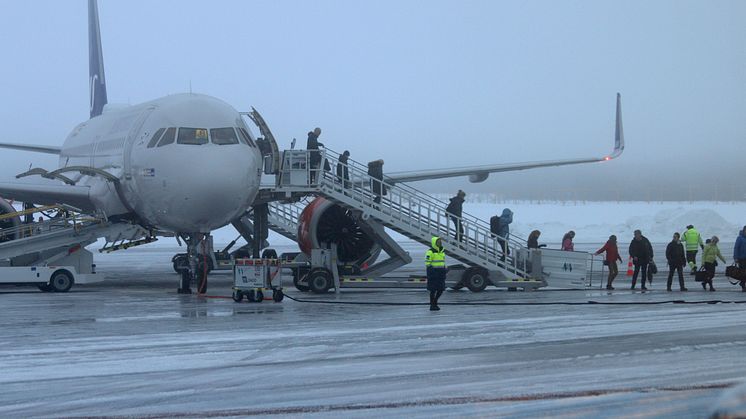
[232,258,284,302]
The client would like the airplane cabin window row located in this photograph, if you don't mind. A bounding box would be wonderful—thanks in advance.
[145,127,256,148]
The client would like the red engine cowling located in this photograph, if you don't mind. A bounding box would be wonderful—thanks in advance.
[0,197,22,242]
[297,197,380,268]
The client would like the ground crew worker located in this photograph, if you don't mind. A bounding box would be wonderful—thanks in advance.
[683,224,704,275]
[425,236,446,311]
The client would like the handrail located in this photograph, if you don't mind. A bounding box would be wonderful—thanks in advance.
[274,147,530,277]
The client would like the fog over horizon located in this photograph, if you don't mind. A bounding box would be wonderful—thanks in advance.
[1,1,744,201]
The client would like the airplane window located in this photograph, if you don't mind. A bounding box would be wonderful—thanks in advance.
[177,128,209,145]
[237,127,257,148]
[210,128,239,145]
[157,127,176,147]
[146,128,166,148]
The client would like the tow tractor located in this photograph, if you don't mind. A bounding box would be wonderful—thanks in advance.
[0,264,100,292]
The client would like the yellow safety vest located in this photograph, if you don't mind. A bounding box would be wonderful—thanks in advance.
[425,237,446,268]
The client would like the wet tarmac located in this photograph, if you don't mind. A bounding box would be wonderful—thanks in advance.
[1,244,745,418]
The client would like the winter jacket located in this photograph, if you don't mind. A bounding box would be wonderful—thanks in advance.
[666,240,686,266]
[446,196,465,217]
[734,231,746,261]
[629,236,654,264]
[496,208,513,238]
[596,240,622,263]
[683,228,704,252]
[527,236,540,249]
[425,237,446,291]
[703,243,726,264]
[336,154,349,182]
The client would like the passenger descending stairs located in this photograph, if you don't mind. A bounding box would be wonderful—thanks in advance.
[269,149,537,283]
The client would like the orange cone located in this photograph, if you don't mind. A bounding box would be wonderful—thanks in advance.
[626,257,634,276]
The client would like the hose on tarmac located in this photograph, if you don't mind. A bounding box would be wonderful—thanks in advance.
[281,293,746,306]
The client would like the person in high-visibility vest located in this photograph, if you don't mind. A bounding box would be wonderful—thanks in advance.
[425,236,447,311]
[683,225,705,275]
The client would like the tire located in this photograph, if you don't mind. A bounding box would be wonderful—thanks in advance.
[261,248,278,259]
[172,254,188,274]
[293,269,310,292]
[247,289,264,302]
[463,267,489,293]
[273,289,284,302]
[308,268,333,294]
[232,291,243,302]
[49,270,74,293]
[38,284,53,292]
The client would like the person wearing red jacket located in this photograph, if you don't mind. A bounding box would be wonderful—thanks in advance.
[595,235,623,290]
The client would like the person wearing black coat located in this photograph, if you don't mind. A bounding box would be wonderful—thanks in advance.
[629,229,654,290]
[306,127,323,183]
[445,190,466,242]
[666,232,688,291]
[336,150,350,190]
[367,159,385,204]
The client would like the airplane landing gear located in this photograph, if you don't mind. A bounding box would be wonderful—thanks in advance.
[177,233,213,294]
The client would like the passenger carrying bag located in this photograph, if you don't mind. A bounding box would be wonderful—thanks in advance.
[725,264,746,284]
[695,267,709,282]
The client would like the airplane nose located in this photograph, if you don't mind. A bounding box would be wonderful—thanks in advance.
[150,147,259,232]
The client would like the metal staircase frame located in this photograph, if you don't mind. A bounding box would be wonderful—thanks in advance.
[265,148,537,282]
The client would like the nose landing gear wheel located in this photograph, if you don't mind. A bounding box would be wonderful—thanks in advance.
[232,291,243,302]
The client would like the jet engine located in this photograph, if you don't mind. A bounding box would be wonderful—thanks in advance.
[0,197,22,242]
[297,197,380,270]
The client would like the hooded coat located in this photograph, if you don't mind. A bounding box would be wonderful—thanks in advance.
[496,208,513,238]
[425,236,446,291]
[734,231,746,261]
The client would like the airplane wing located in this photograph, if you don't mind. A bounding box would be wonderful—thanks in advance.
[0,182,94,212]
[0,143,62,155]
[387,93,625,184]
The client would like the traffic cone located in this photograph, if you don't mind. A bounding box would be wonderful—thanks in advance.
[626,257,634,276]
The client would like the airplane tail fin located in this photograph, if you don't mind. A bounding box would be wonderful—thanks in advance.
[611,93,624,158]
[88,0,108,118]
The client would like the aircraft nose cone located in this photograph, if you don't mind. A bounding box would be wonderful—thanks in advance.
[148,146,260,232]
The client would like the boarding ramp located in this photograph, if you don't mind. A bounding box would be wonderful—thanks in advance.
[0,211,150,267]
[267,148,543,287]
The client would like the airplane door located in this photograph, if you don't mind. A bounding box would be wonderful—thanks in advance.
[122,106,155,180]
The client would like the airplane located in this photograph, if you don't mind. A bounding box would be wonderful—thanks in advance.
[0,0,624,294]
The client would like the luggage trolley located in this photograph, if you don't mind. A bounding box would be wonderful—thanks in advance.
[232,258,284,302]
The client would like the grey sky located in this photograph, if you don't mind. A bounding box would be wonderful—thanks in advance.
[1,1,744,198]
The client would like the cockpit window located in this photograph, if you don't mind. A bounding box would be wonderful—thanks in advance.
[237,127,257,148]
[147,128,166,148]
[157,127,176,147]
[177,128,209,145]
[210,128,239,145]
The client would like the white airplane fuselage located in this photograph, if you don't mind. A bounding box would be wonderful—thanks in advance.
[60,93,262,233]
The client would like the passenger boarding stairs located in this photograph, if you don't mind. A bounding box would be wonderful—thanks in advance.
[267,149,540,284]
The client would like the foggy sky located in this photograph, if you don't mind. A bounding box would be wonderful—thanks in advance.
[0,1,744,200]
